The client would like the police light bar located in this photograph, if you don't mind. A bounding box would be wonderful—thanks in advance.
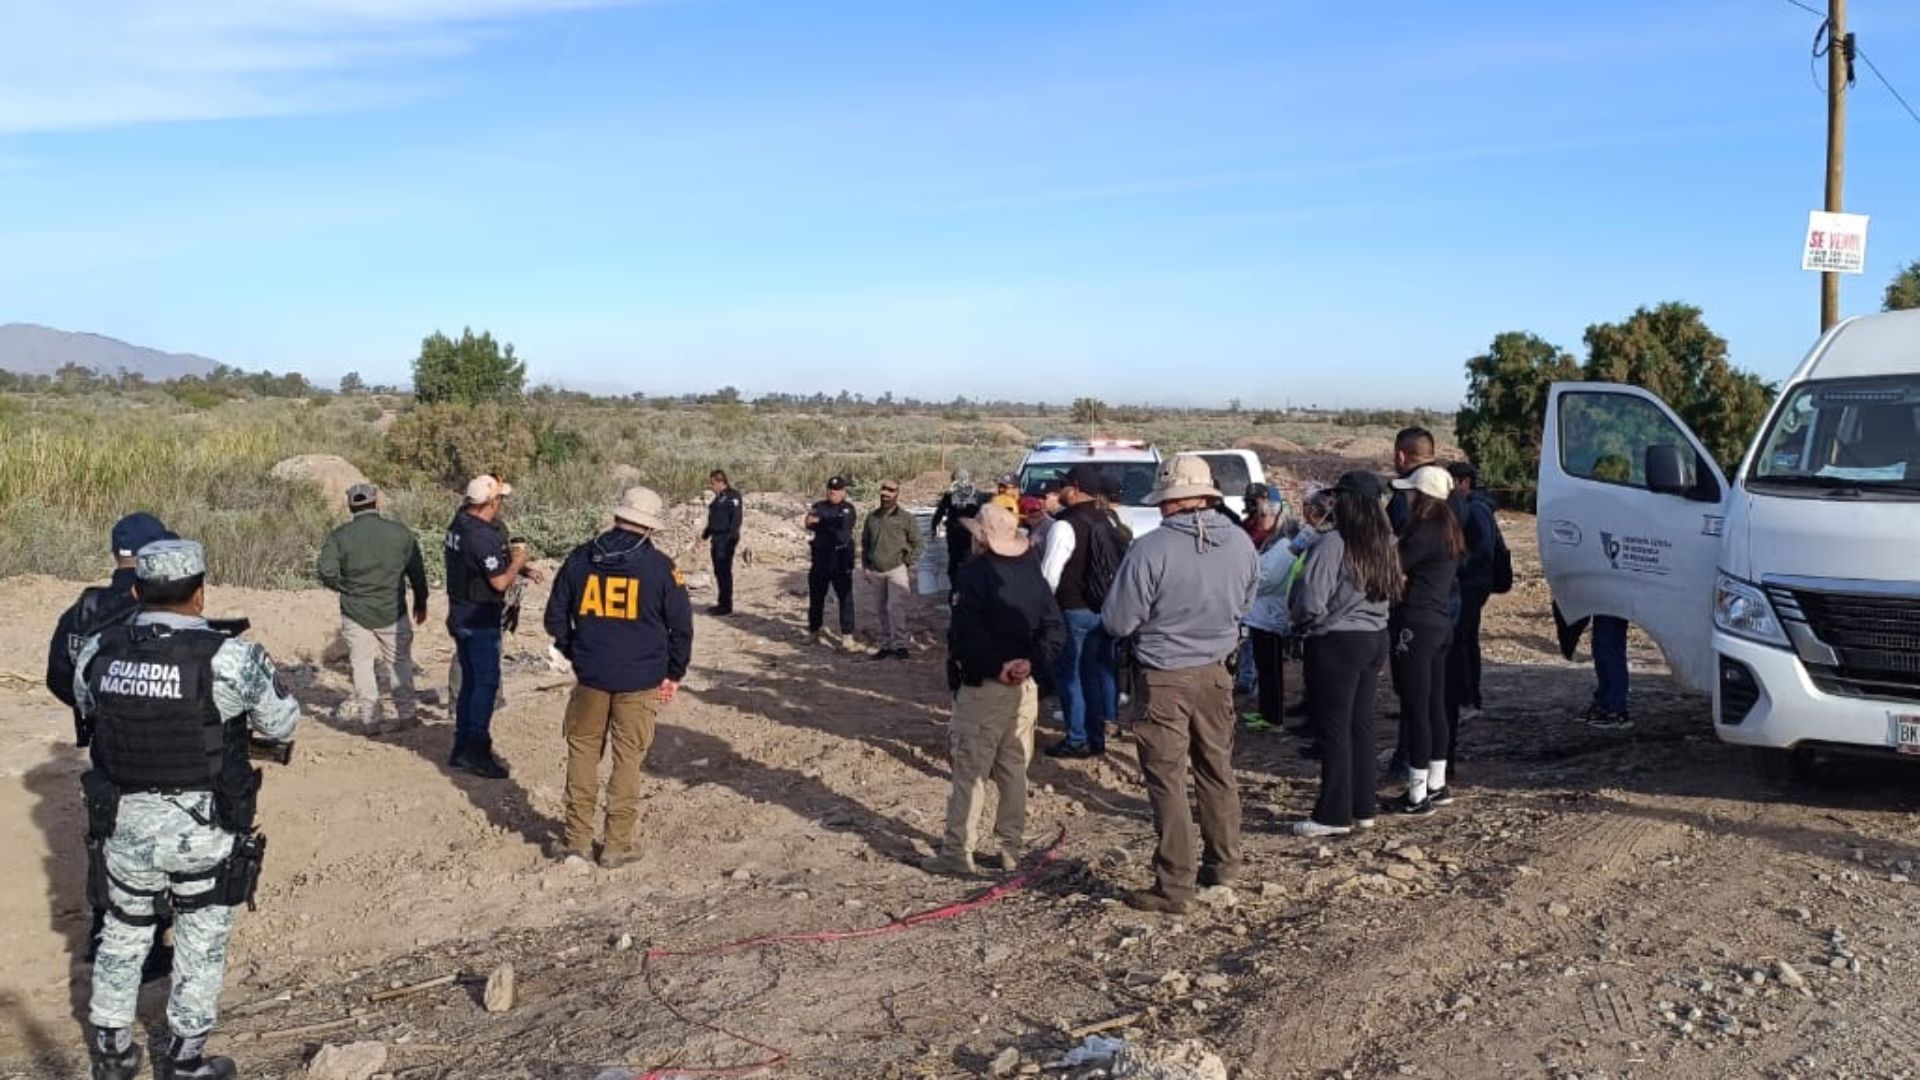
[1033,437,1150,452]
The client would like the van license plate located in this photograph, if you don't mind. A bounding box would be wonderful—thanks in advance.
[1895,715,1920,755]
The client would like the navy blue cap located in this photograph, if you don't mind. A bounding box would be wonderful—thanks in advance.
[110,513,175,558]
[1332,471,1385,501]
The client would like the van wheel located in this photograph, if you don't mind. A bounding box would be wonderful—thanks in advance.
[1750,747,1818,785]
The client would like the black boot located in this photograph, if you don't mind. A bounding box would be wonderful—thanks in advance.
[88,1027,140,1080]
[155,1031,236,1080]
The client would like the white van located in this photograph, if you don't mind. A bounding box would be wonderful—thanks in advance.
[1538,309,1920,775]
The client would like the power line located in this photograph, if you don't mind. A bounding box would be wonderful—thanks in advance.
[1780,0,1823,16]
[1858,48,1920,129]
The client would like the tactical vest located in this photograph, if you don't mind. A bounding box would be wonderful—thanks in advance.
[67,585,140,663]
[445,511,507,609]
[85,623,248,801]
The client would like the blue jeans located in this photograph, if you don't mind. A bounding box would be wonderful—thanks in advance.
[1055,609,1117,749]
[452,623,503,748]
[1591,615,1629,713]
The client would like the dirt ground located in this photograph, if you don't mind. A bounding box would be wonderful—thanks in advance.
[3,513,1920,1080]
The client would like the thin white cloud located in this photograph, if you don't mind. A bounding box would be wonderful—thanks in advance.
[0,0,637,134]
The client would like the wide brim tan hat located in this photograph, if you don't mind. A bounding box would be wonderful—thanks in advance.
[611,486,668,531]
[1145,453,1222,504]
[965,504,1029,558]
[1390,464,1454,501]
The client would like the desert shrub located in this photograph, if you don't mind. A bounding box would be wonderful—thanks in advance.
[384,402,538,488]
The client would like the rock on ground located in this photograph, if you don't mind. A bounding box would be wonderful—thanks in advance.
[271,454,370,512]
[306,1041,387,1080]
[1113,1039,1229,1080]
[484,962,516,1013]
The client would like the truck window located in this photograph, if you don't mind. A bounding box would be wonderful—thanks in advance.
[1751,377,1920,489]
[1558,391,1699,491]
[1198,454,1251,494]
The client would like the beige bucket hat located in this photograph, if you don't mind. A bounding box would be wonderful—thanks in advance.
[611,486,668,531]
[1145,454,1222,504]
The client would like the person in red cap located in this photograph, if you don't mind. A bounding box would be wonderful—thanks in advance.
[1018,494,1053,554]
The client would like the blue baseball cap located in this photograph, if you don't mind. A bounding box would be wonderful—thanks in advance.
[110,513,175,558]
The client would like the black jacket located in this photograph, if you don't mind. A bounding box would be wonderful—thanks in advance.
[947,553,1066,690]
[807,500,857,564]
[1452,491,1500,595]
[544,529,695,692]
[1395,514,1462,625]
[703,487,743,548]
[46,569,142,743]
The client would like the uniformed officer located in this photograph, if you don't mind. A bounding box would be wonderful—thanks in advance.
[543,487,694,868]
[700,469,742,616]
[444,474,544,779]
[804,476,858,647]
[74,539,300,1080]
[929,469,983,591]
[45,513,182,980]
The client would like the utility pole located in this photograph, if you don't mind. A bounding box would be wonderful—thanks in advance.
[1822,0,1850,332]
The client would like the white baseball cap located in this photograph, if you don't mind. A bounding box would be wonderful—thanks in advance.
[465,475,513,504]
[1390,464,1454,501]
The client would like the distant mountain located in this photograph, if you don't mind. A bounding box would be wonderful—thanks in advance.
[0,323,219,380]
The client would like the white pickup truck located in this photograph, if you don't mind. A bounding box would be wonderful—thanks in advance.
[1538,309,1920,777]
[1015,438,1266,537]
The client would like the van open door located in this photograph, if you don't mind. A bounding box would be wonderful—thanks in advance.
[1191,449,1267,519]
[1537,382,1731,693]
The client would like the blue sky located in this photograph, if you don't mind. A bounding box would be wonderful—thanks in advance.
[4,0,1920,407]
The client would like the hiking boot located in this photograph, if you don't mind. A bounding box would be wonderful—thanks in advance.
[1043,740,1094,760]
[919,851,976,877]
[89,1029,140,1080]
[449,744,509,780]
[1582,706,1634,731]
[598,848,641,870]
[975,848,1019,873]
[1197,864,1239,889]
[1383,791,1435,817]
[1122,889,1193,915]
[154,1032,235,1080]
[546,839,592,863]
[1290,819,1352,838]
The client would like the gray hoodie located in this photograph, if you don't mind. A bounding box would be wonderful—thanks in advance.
[1101,508,1258,671]
[1288,528,1390,637]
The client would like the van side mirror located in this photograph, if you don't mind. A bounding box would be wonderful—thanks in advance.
[1645,444,1690,496]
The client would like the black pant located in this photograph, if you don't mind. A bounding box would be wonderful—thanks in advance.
[1306,630,1388,828]
[1393,616,1453,771]
[711,539,737,611]
[807,555,854,634]
[1446,585,1489,746]
[1249,628,1286,725]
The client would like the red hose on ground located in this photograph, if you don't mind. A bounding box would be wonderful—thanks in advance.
[631,826,1069,1080]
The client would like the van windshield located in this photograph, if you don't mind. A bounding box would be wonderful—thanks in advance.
[1019,462,1161,505]
[1749,377,1920,496]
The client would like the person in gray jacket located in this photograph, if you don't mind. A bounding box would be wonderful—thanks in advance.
[1101,455,1258,914]
[1289,471,1401,837]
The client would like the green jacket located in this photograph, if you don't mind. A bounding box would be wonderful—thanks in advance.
[861,504,925,573]
[318,510,430,630]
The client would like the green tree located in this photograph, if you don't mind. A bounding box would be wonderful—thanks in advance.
[1455,332,1581,508]
[412,328,526,405]
[1885,260,1920,311]
[385,401,538,487]
[1070,397,1108,425]
[339,371,366,394]
[1582,303,1771,473]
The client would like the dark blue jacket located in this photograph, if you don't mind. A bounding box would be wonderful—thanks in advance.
[1452,491,1500,595]
[544,529,694,693]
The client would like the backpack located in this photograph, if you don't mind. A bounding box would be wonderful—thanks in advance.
[1082,515,1129,613]
[1489,517,1514,595]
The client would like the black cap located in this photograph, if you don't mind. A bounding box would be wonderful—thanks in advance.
[110,513,174,558]
[1446,461,1479,482]
[826,476,847,491]
[1244,482,1270,500]
[1063,464,1104,492]
[1332,470,1385,501]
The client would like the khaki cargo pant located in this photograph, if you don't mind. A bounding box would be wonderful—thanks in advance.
[1136,663,1241,901]
[870,565,913,651]
[563,685,660,855]
[941,679,1038,858]
[341,615,416,724]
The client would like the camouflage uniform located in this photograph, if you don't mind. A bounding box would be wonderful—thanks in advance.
[74,540,299,1068]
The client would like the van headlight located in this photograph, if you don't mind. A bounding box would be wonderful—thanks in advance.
[1714,574,1789,648]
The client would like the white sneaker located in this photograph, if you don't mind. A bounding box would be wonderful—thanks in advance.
[1290,820,1353,838]
[1355,817,1377,831]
